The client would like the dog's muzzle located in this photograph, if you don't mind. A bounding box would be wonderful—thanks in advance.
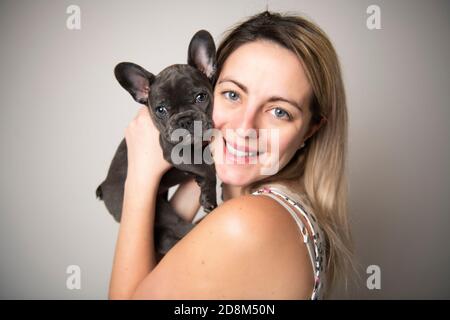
[167,110,213,145]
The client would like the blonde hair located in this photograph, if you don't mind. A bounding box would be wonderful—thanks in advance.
[213,10,354,294]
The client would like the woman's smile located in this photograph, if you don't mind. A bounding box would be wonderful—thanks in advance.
[222,137,265,164]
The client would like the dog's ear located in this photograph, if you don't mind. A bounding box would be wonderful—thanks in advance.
[187,30,216,79]
[114,62,155,105]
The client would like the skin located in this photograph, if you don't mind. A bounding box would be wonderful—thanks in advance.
[109,40,324,299]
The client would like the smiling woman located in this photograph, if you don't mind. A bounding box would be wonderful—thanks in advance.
[109,10,353,300]
[209,11,354,296]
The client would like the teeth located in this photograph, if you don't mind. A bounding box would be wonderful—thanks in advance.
[226,141,258,157]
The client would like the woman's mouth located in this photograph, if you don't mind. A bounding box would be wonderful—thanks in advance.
[222,138,264,163]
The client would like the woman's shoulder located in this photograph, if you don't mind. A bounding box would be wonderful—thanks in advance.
[196,188,308,238]
[208,194,314,292]
[201,193,313,250]
[211,193,299,233]
[133,194,314,299]
[193,194,315,295]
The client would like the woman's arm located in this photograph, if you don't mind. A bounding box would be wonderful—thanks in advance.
[108,107,172,299]
[108,175,160,299]
[169,178,202,223]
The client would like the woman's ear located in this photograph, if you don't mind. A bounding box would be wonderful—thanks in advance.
[304,115,327,142]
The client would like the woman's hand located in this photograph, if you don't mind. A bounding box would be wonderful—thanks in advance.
[125,106,172,188]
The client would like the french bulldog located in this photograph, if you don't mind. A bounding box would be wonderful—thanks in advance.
[96,30,217,261]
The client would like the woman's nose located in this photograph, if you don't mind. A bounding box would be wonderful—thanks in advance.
[235,103,260,138]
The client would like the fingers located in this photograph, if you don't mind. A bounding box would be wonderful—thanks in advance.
[125,107,149,136]
[134,106,149,121]
[129,107,151,128]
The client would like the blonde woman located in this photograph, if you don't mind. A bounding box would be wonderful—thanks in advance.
[109,10,353,300]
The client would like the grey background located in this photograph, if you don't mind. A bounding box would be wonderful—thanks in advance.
[0,0,448,299]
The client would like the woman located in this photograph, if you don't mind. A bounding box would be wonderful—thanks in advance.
[109,10,353,300]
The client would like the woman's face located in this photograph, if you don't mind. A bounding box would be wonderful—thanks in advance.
[211,40,316,187]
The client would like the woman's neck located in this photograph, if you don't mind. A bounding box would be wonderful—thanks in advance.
[222,183,246,201]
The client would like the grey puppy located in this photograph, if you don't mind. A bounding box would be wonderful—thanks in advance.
[96,30,217,261]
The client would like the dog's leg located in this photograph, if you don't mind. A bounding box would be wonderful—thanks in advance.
[194,171,217,213]
[96,138,128,222]
[154,193,196,257]
[178,162,217,213]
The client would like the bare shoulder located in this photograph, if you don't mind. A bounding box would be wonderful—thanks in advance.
[132,194,314,299]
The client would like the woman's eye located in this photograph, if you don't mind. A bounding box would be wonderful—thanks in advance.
[195,93,207,103]
[271,107,291,120]
[222,90,240,101]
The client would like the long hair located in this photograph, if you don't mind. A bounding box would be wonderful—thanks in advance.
[212,10,354,294]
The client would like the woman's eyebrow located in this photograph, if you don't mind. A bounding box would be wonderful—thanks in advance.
[267,96,303,112]
[218,78,303,112]
[217,78,248,93]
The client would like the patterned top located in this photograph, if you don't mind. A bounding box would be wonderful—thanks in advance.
[251,183,327,300]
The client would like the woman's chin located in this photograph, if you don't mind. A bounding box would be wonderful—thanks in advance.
[215,163,260,187]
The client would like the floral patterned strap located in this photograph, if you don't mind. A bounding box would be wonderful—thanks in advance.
[252,186,325,300]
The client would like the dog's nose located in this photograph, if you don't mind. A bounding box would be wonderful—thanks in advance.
[178,117,193,130]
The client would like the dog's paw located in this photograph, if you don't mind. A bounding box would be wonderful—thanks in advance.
[200,192,217,213]
[203,203,216,213]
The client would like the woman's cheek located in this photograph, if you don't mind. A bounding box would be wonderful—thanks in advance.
[272,137,294,163]
[212,101,229,129]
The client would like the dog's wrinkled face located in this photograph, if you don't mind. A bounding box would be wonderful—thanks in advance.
[114,29,216,146]
[149,64,214,144]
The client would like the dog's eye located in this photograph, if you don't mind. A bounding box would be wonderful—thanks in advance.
[155,105,167,117]
[195,93,207,103]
